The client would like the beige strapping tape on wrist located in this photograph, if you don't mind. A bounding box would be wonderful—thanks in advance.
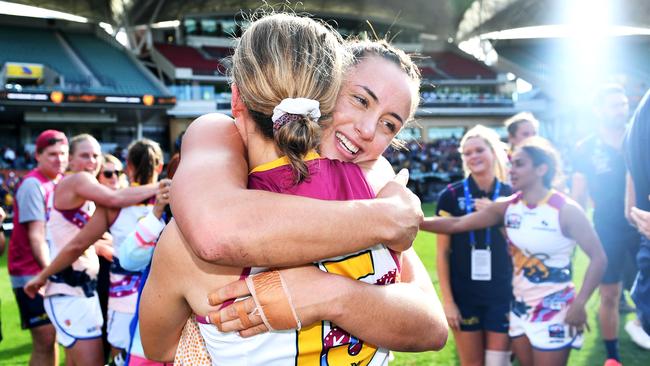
[245,271,302,331]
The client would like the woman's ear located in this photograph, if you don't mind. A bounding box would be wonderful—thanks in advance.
[231,84,246,118]
[535,163,549,179]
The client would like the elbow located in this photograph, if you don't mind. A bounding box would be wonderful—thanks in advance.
[398,313,448,352]
[420,318,449,351]
[176,214,244,265]
[142,344,175,364]
[184,226,236,265]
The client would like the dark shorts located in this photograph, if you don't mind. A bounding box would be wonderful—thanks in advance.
[457,301,510,333]
[598,228,641,284]
[12,287,51,329]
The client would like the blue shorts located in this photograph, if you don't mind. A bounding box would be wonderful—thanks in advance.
[457,301,510,333]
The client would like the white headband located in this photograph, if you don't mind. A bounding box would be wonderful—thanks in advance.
[271,98,321,123]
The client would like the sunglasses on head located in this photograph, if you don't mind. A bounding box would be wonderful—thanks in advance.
[102,170,122,179]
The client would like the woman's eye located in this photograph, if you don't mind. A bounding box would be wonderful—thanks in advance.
[354,95,368,107]
[382,120,396,133]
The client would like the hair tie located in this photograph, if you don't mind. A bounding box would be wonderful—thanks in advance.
[271,98,321,131]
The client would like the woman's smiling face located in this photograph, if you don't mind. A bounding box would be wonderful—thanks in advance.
[319,56,414,163]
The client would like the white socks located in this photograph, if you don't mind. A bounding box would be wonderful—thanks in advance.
[484,350,512,366]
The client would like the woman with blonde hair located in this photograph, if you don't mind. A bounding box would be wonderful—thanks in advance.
[423,125,513,366]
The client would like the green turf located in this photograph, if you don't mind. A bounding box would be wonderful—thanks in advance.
[1,204,649,364]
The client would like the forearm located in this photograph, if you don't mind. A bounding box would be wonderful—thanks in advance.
[38,245,87,280]
[118,212,165,271]
[111,184,157,208]
[421,216,459,234]
[325,277,445,351]
[28,236,49,268]
[175,194,396,267]
[436,246,454,305]
[321,249,446,351]
[574,254,607,306]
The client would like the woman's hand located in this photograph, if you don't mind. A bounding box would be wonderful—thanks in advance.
[24,274,47,299]
[564,301,589,335]
[153,179,172,219]
[443,301,462,331]
[375,169,423,252]
[94,233,114,261]
[206,266,334,337]
[473,198,492,212]
[631,201,650,239]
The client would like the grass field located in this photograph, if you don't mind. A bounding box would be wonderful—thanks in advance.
[1,203,650,365]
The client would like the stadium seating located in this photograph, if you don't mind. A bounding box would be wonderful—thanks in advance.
[154,43,226,75]
[424,51,496,79]
[202,45,233,59]
[0,25,88,89]
[64,32,161,95]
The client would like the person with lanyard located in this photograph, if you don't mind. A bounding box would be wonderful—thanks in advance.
[423,136,607,366]
[423,125,513,366]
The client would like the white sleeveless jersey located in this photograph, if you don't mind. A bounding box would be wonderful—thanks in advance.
[504,190,576,304]
[198,243,399,366]
[108,202,153,313]
[45,194,98,297]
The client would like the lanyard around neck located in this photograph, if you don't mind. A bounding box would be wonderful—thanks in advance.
[463,178,501,248]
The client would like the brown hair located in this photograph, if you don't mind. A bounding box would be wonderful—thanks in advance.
[517,136,562,189]
[127,138,163,186]
[231,13,346,183]
[504,112,539,138]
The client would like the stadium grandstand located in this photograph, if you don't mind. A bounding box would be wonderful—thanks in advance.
[0,0,649,176]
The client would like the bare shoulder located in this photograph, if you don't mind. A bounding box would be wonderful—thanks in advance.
[182,113,240,153]
[559,196,586,222]
[56,171,94,191]
[358,156,396,194]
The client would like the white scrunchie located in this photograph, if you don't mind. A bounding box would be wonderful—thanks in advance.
[271,98,321,123]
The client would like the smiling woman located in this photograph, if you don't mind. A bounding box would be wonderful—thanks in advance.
[320,40,420,164]
[424,125,514,366]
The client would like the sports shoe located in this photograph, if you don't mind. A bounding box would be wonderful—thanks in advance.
[604,359,622,366]
[625,319,650,350]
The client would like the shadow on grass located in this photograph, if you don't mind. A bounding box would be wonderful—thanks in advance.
[0,341,32,361]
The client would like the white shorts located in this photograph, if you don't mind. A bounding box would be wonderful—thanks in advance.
[44,293,103,348]
[107,309,135,350]
[509,287,584,351]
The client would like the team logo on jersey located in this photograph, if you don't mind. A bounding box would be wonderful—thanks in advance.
[505,213,522,229]
[548,323,565,339]
[64,319,72,327]
[457,197,466,211]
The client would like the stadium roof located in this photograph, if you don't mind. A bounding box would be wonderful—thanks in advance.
[5,0,650,41]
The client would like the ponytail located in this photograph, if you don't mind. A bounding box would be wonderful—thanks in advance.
[126,138,163,185]
[274,115,321,183]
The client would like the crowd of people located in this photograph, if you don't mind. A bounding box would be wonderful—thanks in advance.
[1,10,650,366]
[384,138,464,202]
